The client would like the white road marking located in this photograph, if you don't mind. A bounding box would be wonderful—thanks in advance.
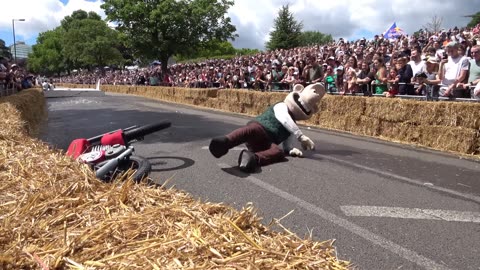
[313,154,480,204]
[340,206,480,223]
[217,163,451,270]
[201,146,245,151]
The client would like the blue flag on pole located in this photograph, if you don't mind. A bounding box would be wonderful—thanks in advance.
[383,22,406,39]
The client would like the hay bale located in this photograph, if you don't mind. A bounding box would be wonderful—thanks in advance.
[217,89,234,102]
[0,89,46,137]
[236,90,253,104]
[379,121,479,154]
[364,98,480,130]
[357,116,381,137]
[412,101,480,129]
[364,97,422,122]
[317,111,363,133]
[269,92,288,104]
[204,98,220,110]
[323,95,366,116]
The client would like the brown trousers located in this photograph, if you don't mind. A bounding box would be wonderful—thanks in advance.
[226,121,285,166]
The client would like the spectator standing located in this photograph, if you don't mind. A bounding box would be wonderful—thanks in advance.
[458,45,480,99]
[372,57,388,94]
[439,42,470,97]
[302,56,323,85]
[396,56,414,95]
[324,66,336,93]
[408,47,426,77]
[424,56,441,97]
[357,61,375,95]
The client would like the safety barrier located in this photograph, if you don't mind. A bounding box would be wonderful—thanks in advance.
[326,82,480,103]
[55,80,480,102]
[0,85,18,97]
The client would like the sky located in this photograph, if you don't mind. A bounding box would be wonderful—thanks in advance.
[0,0,479,51]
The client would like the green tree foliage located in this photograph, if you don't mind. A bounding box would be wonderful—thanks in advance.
[0,39,12,60]
[235,48,260,55]
[28,28,66,76]
[298,31,333,46]
[63,16,124,69]
[60,10,103,30]
[466,11,480,28]
[101,0,237,74]
[176,39,237,61]
[265,4,303,51]
[28,10,126,75]
[176,41,260,63]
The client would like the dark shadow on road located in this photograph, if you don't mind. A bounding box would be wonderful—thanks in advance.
[220,166,262,178]
[148,156,195,172]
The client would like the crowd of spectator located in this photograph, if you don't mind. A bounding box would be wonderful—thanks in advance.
[52,23,480,100]
[0,57,36,95]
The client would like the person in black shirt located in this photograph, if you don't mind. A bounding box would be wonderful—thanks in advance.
[357,61,375,95]
[395,56,414,95]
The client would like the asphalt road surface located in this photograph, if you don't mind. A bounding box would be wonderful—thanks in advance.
[39,92,480,270]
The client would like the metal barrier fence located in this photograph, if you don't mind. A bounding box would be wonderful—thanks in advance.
[62,80,480,103]
[325,82,480,103]
[0,85,18,97]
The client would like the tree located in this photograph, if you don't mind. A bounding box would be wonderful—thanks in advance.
[176,39,237,60]
[265,4,303,51]
[235,48,260,56]
[61,10,102,31]
[298,31,333,46]
[412,29,424,38]
[0,39,12,60]
[465,11,480,28]
[423,15,443,33]
[28,10,125,75]
[28,28,66,76]
[63,17,124,69]
[101,0,237,74]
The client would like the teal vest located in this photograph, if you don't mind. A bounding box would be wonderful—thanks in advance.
[254,102,293,145]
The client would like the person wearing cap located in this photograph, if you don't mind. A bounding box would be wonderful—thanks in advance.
[422,56,442,96]
[335,65,346,93]
[326,56,337,70]
[323,65,336,92]
[438,41,470,97]
[413,72,429,95]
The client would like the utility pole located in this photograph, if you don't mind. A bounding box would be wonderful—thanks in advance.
[12,19,25,63]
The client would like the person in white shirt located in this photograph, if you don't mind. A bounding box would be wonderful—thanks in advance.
[408,47,425,77]
[438,42,469,98]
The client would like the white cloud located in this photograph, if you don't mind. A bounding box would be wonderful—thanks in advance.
[0,0,104,41]
[1,0,478,50]
[228,0,480,49]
